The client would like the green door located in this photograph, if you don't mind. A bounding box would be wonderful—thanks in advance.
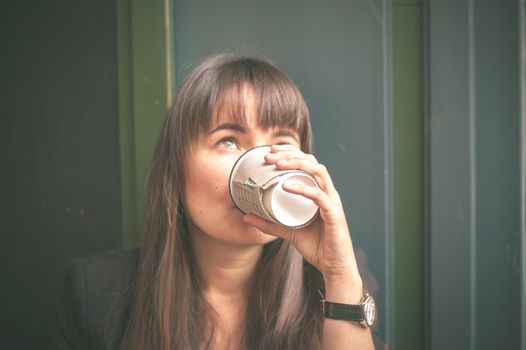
[173,0,399,345]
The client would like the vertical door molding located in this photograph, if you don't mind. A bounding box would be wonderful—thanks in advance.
[382,1,395,346]
[116,0,174,246]
[427,1,474,348]
[521,1,526,349]
[392,1,425,349]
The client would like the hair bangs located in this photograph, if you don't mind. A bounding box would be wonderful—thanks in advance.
[207,58,310,148]
[251,62,309,135]
[209,80,253,130]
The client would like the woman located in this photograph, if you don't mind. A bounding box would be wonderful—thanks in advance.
[50,53,381,349]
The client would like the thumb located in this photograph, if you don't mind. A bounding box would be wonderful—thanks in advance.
[243,214,295,242]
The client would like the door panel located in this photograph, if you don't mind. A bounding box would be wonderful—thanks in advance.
[173,0,393,342]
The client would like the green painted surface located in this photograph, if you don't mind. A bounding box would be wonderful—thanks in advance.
[394,0,422,5]
[117,0,137,247]
[117,0,171,247]
[393,5,424,350]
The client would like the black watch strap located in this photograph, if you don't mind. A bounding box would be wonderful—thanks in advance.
[322,300,365,321]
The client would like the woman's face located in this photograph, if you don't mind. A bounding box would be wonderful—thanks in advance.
[183,91,301,247]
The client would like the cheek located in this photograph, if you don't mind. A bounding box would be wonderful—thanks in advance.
[185,160,232,206]
[209,174,226,196]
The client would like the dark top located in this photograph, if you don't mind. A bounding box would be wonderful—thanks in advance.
[48,249,138,350]
[48,248,383,349]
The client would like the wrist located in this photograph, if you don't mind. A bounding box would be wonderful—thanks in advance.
[323,273,364,304]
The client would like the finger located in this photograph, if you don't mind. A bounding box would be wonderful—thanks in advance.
[265,150,317,164]
[265,150,329,193]
[270,144,301,153]
[277,158,338,197]
[282,181,346,227]
[268,146,341,204]
[281,181,336,210]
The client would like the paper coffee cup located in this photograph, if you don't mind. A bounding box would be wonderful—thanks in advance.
[229,145,319,228]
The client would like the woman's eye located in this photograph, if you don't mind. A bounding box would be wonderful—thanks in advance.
[218,137,238,149]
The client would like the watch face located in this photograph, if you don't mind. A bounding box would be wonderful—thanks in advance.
[363,294,376,327]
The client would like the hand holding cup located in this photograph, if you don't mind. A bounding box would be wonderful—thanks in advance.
[241,144,362,286]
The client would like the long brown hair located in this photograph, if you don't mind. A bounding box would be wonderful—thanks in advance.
[120,53,323,349]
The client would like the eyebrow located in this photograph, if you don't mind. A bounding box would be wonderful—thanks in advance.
[208,123,246,134]
[208,122,300,142]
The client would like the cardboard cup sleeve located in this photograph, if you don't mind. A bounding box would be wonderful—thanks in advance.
[229,146,319,228]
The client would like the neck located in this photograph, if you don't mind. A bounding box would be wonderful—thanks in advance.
[188,223,263,298]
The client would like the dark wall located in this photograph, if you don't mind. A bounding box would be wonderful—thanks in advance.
[1,1,122,347]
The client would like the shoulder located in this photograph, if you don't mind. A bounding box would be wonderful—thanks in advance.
[68,248,139,295]
[49,248,139,349]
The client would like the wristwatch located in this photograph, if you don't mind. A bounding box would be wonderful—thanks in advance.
[322,293,376,327]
